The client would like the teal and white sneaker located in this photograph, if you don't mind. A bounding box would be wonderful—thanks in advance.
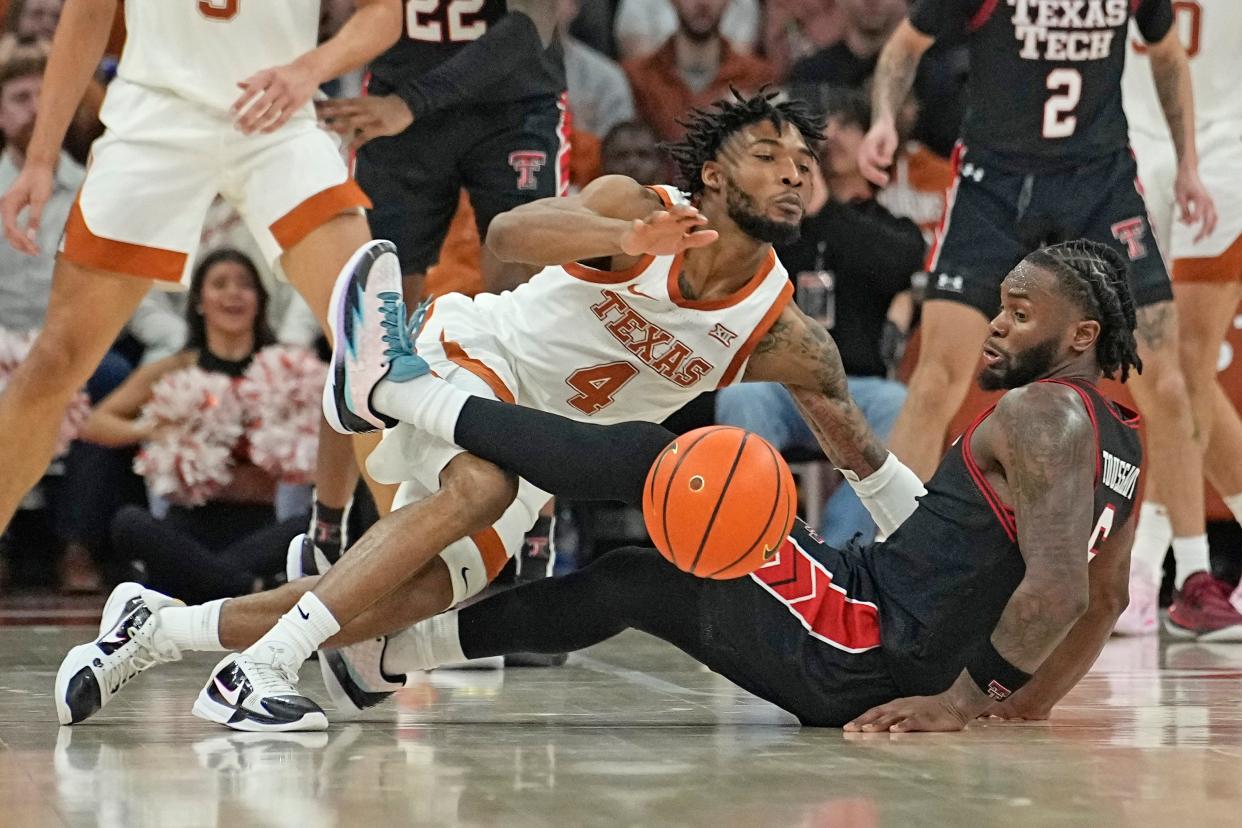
[323,240,432,434]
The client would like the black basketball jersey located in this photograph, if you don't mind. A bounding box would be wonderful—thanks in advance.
[369,0,565,105]
[909,0,1174,170]
[865,378,1143,694]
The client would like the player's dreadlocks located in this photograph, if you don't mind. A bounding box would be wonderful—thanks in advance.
[665,88,826,198]
[1026,240,1144,382]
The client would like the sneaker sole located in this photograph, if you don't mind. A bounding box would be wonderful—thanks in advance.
[319,649,395,720]
[191,687,329,733]
[1196,624,1242,643]
[1162,616,1199,640]
[324,240,400,435]
[54,643,102,726]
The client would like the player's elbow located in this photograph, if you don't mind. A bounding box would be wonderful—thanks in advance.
[485,213,525,263]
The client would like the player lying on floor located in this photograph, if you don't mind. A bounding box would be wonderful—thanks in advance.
[61,241,1143,732]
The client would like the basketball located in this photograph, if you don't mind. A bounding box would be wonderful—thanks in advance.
[642,426,797,579]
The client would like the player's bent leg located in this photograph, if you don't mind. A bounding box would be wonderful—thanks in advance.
[888,300,991,480]
[0,259,150,531]
[1175,281,1242,446]
[1204,384,1242,514]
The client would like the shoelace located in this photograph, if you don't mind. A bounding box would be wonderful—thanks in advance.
[378,294,412,362]
[237,655,301,698]
[100,621,163,694]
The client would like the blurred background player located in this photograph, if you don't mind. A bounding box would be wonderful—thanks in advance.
[858,0,1233,638]
[0,2,402,552]
[1118,0,1242,636]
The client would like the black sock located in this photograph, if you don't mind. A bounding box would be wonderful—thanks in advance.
[310,499,347,559]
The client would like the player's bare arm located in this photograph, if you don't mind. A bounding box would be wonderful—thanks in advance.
[233,0,403,134]
[846,383,1097,733]
[859,19,933,187]
[986,513,1135,721]
[486,175,718,266]
[1146,28,1217,240]
[742,302,887,478]
[318,0,556,149]
[0,0,118,254]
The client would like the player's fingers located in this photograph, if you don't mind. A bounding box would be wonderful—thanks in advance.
[260,98,294,133]
[1200,198,1218,240]
[680,229,719,249]
[230,77,266,117]
[0,196,30,254]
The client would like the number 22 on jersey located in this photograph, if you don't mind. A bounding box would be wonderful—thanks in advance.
[406,0,488,43]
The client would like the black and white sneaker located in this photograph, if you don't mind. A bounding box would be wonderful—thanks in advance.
[320,637,405,719]
[192,653,328,732]
[54,582,183,725]
[285,533,335,583]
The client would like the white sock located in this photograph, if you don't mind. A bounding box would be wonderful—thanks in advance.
[245,592,341,673]
[381,611,466,675]
[838,453,927,538]
[159,599,227,652]
[1223,492,1242,528]
[1130,502,1172,579]
[1172,535,1210,589]
[373,374,470,444]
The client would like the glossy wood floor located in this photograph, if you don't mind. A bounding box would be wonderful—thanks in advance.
[2,626,1241,827]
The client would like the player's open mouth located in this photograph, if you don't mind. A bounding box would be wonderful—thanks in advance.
[981,344,1005,367]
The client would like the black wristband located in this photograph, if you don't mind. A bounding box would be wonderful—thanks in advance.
[966,641,1032,702]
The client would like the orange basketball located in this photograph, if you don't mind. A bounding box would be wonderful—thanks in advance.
[643,426,797,580]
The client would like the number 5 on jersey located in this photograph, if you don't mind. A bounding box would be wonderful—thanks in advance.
[566,362,639,415]
[198,0,239,20]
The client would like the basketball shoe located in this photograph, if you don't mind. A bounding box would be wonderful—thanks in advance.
[284,533,404,718]
[193,653,328,732]
[55,582,183,725]
[1111,565,1159,636]
[323,239,430,434]
[1165,571,1242,642]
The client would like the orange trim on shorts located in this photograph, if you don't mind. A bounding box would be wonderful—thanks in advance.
[61,197,187,283]
[717,280,794,388]
[269,180,373,251]
[1172,231,1242,283]
[440,333,516,403]
[470,528,510,581]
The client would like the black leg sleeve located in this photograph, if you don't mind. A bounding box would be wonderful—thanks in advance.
[452,398,675,507]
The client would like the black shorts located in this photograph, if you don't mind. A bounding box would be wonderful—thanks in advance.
[925,145,1173,316]
[689,536,900,727]
[355,93,568,275]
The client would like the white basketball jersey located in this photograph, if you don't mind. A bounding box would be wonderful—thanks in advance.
[473,186,794,424]
[1122,1,1242,139]
[116,0,319,114]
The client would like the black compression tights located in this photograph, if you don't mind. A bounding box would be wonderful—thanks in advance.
[453,397,675,507]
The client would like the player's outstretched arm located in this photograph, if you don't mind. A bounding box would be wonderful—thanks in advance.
[984,514,1134,721]
[858,19,933,186]
[845,383,1097,733]
[486,174,718,266]
[0,0,117,255]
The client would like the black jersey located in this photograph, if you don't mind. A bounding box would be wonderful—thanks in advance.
[865,378,1143,695]
[369,0,565,105]
[909,0,1174,170]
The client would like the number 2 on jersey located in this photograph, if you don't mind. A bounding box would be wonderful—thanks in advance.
[1042,68,1082,139]
[566,362,639,415]
[1087,504,1116,559]
[198,0,239,20]
[407,0,488,43]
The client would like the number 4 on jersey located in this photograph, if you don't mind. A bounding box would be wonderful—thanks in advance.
[566,362,639,415]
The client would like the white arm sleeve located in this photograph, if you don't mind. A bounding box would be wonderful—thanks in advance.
[838,452,926,538]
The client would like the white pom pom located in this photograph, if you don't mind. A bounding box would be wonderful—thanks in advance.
[237,345,327,484]
[134,367,245,506]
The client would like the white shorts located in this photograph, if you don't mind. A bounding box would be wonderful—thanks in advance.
[1132,123,1242,280]
[59,78,371,287]
[366,294,548,603]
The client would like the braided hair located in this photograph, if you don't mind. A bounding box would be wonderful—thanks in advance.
[665,88,826,198]
[1024,240,1143,382]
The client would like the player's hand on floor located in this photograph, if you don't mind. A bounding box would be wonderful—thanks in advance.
[844,693,971,733]
[978,701,1051,722]
[619,205,719,257]
[1174,164,1218,243]
[233,62,319,135]
[0,163,53,256]
[316,96,414,151]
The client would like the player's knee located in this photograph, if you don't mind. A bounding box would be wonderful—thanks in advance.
[441,454,518,528]
[12,334,89,399]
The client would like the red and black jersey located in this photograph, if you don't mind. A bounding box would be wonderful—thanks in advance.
[865,378,1143,694]
[369,0,565,106]
[909,0,1174,170]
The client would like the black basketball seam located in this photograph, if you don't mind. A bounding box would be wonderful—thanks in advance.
[688,432,750,574]
[658,428,718,569]
[704,438,784,578]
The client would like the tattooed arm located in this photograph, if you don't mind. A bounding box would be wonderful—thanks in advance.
[858,20,934,186]
[743,303,887,477]
[845,383,1096,733]
[1146,30,1217,240]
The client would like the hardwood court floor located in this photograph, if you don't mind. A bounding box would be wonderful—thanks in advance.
[1,625,1241,827]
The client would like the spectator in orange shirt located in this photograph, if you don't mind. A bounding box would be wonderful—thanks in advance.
[623,0,773,142]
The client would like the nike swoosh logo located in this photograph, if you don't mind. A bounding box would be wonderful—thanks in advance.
[214,676,245,707]
[297,604,311,621]
[626,284,657,301]
[460,567,471,590]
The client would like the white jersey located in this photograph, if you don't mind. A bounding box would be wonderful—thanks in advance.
[436,186,794,425]
[116,0,319,115]
[1122,1,1242,140]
